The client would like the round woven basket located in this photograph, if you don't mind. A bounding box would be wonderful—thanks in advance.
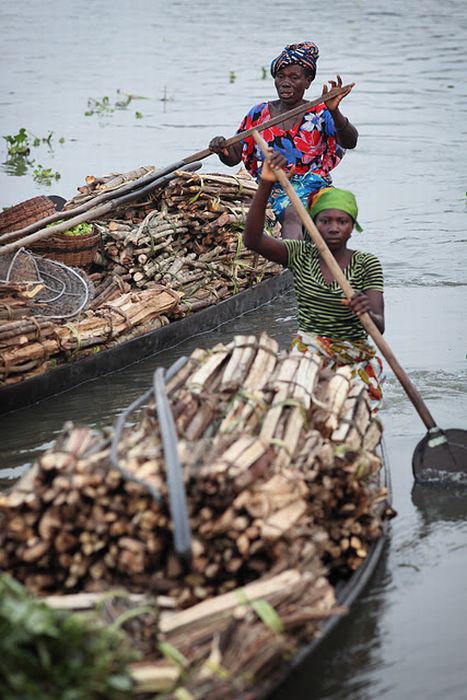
[0,196,56,234]
[28,228,101,269]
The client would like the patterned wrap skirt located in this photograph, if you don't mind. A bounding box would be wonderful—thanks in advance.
[268,172,329,218]
[291,330,385,413]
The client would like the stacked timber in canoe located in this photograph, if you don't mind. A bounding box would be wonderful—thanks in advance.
[0,168,281,386]
[0,333,394,698]
[90,169,280,305]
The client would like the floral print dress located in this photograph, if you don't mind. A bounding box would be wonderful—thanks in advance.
[237,102,344,216]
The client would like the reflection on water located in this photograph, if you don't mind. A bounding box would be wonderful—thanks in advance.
[411,483,467,530]
[270,547,391,700]
[1,1,467,698]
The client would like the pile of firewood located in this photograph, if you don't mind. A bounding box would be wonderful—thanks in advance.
[90,170,281,306]
[0,287,181,384]
[0,332,394,697]
[0,333,391,594]
[0,168,283,385]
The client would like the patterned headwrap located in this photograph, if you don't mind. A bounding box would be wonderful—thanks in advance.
[309,188,363,232]
[270,42,319,78]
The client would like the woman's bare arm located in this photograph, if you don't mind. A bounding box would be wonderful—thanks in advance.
[243,155,289,266]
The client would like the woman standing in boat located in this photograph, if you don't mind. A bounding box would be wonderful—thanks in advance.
[243,152,385,410]
[209,41,358,240]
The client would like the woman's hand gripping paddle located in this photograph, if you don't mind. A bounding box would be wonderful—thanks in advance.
[252,130,467,484]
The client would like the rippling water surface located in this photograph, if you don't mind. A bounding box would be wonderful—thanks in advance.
[1,1,467,698]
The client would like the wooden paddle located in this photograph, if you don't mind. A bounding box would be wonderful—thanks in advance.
[252,130,467,483]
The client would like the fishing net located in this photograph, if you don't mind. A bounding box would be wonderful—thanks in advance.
[0,248,93,319]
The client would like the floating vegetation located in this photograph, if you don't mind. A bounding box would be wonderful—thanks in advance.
[3,128,30,156]
[85,89,149,117]
[2,129,63,183]
[3,128,62,156]
[32,165,61,186]
[229,70,237,83]
[84,95,113,117]
[261,65,268,79]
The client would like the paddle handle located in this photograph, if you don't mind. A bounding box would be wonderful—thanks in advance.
[184,85,352,165]
[252,131,437,430]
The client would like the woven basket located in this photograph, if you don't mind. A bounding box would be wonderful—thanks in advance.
[29,228,101,269]
[0,196,56,234]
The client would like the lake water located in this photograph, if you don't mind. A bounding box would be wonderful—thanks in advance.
[1,1,467,698]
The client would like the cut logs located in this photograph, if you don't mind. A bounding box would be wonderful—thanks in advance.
[0,332,395,698]
[0,167,282,386]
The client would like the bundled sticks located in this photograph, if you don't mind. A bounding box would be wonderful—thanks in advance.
[0,333,391,594]
[0,287,181,383]
[0,332,394,697]
[0,168,283,386]
[91,170,281,304]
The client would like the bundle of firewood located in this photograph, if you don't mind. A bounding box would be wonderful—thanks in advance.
[0,281,42,320]
[0,332,394,697]
[0,333,391,593]
[158,170,260,236]
[88,170,281,302]
[0,286,181,384]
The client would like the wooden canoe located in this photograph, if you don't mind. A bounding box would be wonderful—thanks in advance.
[0,269,292,414]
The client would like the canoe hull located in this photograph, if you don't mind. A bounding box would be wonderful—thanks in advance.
[0,270,292,414]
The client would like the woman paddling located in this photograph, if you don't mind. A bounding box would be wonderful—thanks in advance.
[209,41,358,240]
[243,151,385,410]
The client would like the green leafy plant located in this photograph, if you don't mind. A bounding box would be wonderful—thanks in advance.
[2,129,65,183]
[85,94,113,117]
[0,574,138,700]
[261,66,268,79]
[3,128,30,156]
[135,111,143,119]
[3,129,62,156]
[29,130,55,149]
[229,70,237,83]
[32,165,61,185]
[85,89,149,117]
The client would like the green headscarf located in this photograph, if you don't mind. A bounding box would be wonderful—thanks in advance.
[309,188,363,232]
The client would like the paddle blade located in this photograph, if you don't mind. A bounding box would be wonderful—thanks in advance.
[412,428,467,484]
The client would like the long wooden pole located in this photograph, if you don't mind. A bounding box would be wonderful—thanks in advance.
[183,84,351,163]
[251,130,437,430]
[0,163,201,256]
[0,85,350,244]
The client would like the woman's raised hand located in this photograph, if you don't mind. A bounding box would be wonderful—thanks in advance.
[260,149,290,182]
[321,75,355,112]
[209,136,229,156]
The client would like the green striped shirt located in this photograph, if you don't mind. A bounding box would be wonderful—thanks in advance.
[283,241,384,341]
